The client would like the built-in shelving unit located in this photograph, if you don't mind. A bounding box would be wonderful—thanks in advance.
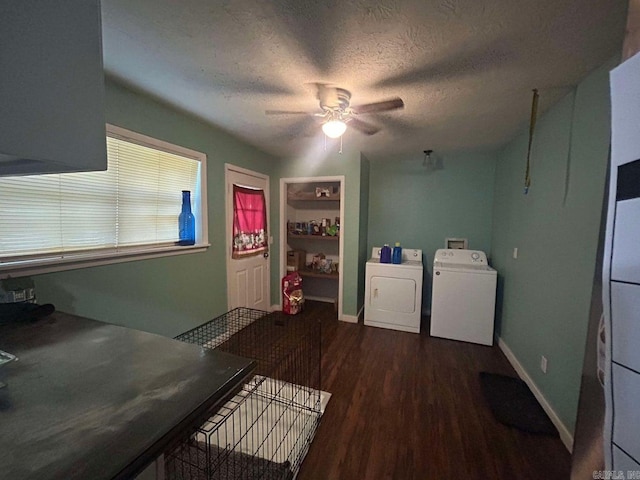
[287,195,339,202]
[298,269,339,281]
[284,180,343,309]
[287,234,339,242]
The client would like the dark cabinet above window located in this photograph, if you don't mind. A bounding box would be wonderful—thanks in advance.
[0,0,107,176]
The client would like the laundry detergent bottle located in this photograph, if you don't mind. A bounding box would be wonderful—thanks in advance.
[392,242,402,264]
[380,244,392,263]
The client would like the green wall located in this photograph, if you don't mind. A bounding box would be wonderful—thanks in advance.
[367,151,497,307]
[34,78,277,337]
[270,142,367,317]
[490,58,617,433]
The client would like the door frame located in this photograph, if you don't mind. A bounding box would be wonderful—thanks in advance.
[279,175,345,320]
[225,163,271,311]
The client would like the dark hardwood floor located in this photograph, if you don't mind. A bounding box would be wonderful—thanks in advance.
[296,301,571,480]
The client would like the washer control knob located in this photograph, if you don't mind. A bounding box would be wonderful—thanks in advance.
[471,252,480,260]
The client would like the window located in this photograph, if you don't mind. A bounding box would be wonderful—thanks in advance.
[0,124,208,276]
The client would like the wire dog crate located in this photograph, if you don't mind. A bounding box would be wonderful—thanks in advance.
[166,308,324,480]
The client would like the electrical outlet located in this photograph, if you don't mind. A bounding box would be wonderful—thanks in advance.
[540,355,548,374]
[513,247,518,259]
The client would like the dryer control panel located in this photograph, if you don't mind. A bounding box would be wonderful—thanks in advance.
[371,247,422,265]
[434,249,488,266]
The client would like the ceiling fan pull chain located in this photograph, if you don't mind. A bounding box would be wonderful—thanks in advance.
[339,135,343,154]
[524,88,539,195]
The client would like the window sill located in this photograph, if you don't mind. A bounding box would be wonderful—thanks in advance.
[0,243,211,279]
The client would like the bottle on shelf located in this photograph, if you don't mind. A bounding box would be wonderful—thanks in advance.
[392,242,402,264]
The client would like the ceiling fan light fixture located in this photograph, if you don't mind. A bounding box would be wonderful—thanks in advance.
[322,119,347,138]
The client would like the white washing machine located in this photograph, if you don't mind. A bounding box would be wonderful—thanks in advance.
[364,247,423,333]
[430,249,497,346]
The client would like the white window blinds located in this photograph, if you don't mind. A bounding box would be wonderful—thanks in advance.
[0,129,202,262]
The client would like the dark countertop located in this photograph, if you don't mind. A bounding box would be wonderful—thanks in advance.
[0,312,255,480]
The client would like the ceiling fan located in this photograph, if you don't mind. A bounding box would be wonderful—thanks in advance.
[266,84,404,138]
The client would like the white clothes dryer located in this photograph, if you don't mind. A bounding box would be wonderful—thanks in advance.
[430,249,497,346]
[364,247,423,333]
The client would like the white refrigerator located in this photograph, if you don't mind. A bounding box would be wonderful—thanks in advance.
[603,51,640,471]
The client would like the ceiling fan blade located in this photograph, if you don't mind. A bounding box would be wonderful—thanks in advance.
[348,117,380,136]
[351,97,404,115]
[265,109,310,115]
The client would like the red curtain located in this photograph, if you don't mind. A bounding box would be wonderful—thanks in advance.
[232,185,268,258]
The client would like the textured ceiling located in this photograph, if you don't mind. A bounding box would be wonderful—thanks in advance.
[101,0,627,161]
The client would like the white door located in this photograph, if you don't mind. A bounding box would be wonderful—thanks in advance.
[225,164,270,311]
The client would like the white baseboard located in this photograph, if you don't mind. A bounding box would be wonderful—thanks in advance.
[339,306,364,324]
[270,304,281,312]
[497,337,574,452]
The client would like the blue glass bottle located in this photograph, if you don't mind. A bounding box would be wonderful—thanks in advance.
[178,190,196,245]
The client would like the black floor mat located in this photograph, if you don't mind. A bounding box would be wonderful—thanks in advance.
[479,372,558,436]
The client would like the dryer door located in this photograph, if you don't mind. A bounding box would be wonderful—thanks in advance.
[369,275,417,314]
